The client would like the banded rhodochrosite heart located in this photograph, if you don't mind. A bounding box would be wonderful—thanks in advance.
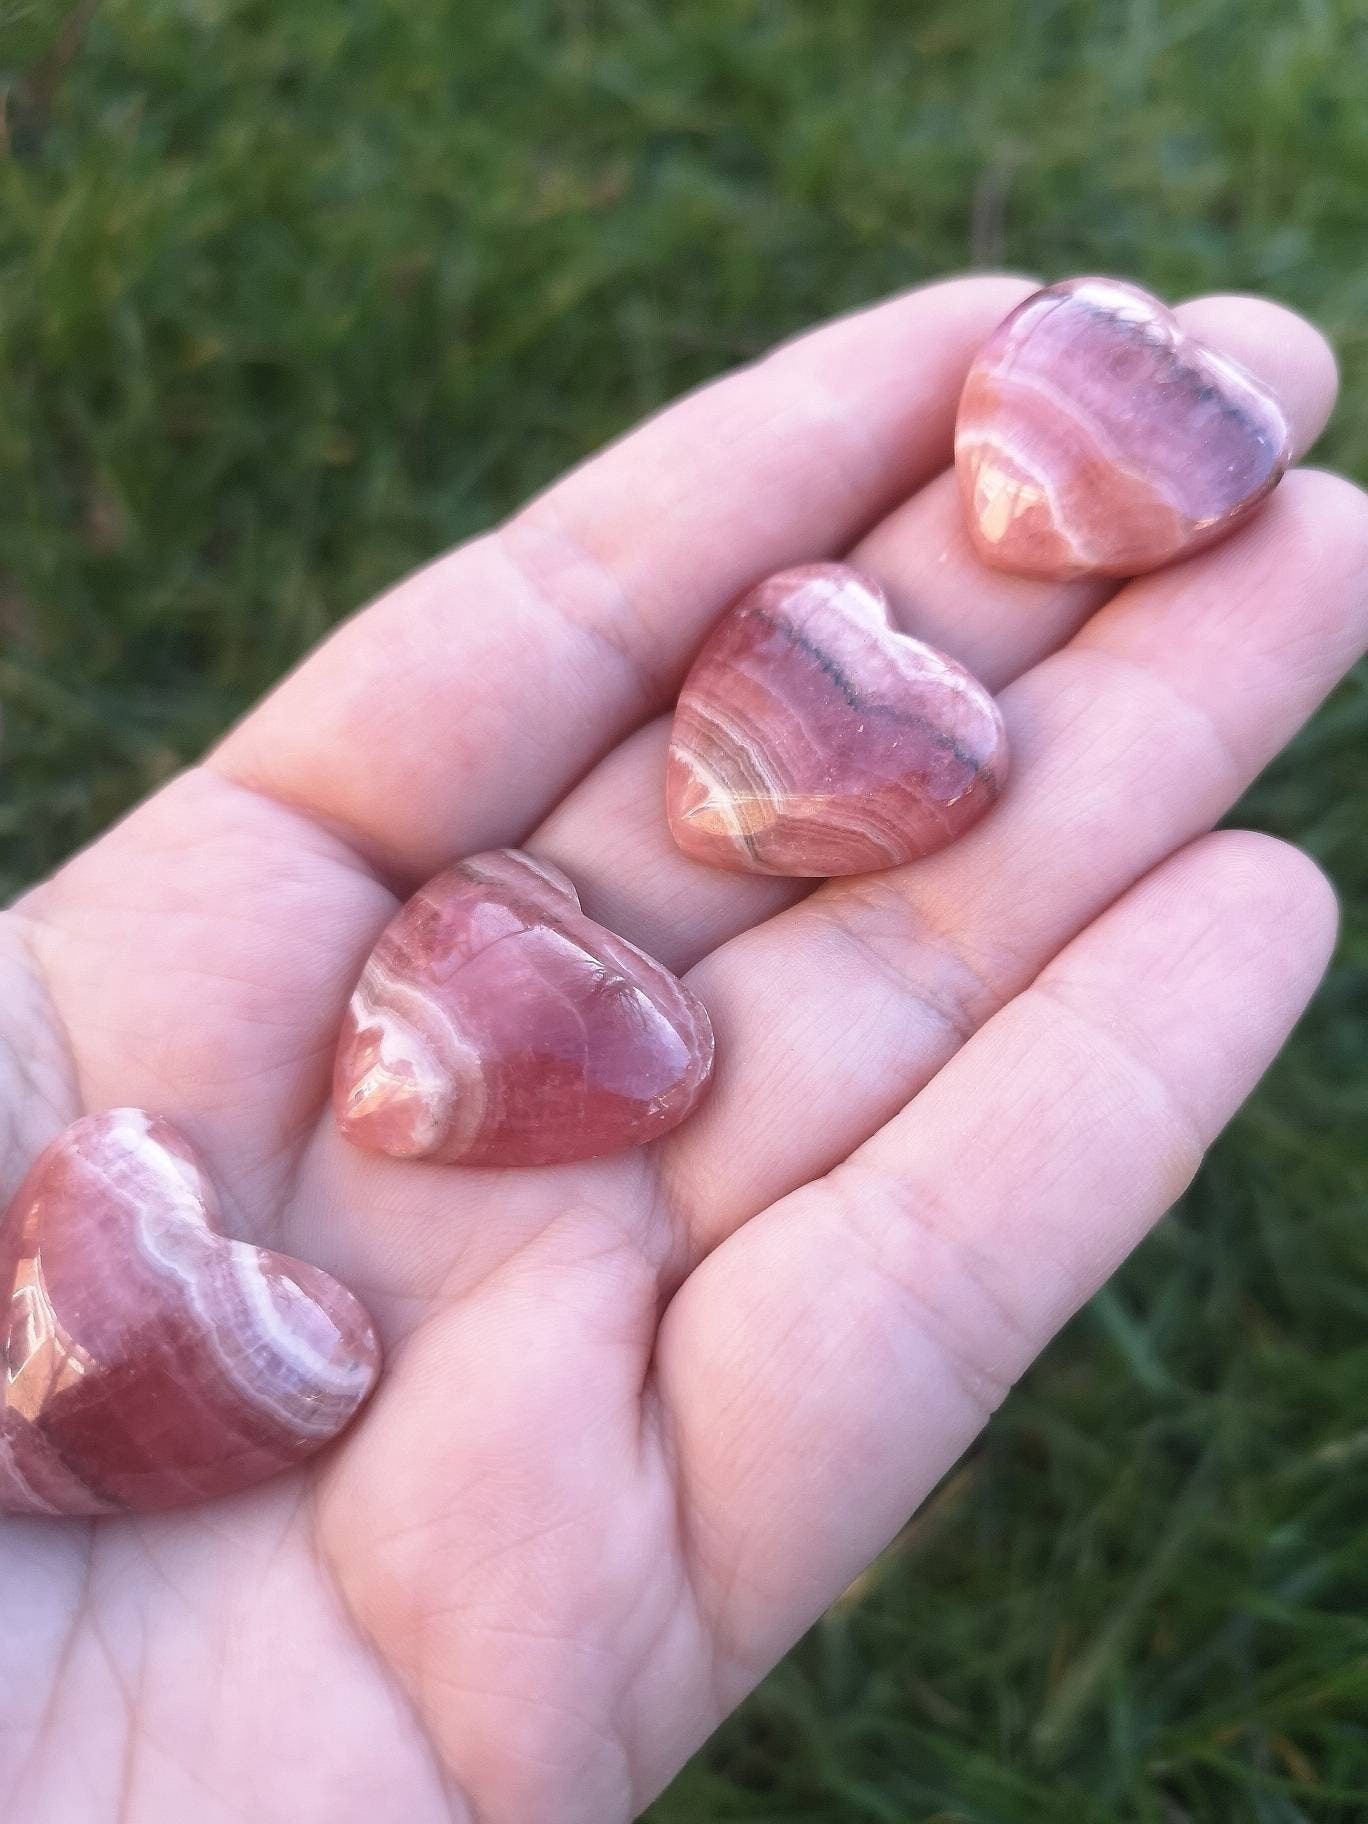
[0,1110,379,1516]
[666,563,1007,877]
[334,848,715,1167]
[955,276,1292,580]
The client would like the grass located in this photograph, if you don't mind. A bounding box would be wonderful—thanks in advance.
[3,0,1367,1816]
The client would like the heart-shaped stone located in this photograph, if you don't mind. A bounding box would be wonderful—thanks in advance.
[666,563,1007,877]
[334,848,715,1166]
[0,1110,379,1517]
[955,276,1291,580]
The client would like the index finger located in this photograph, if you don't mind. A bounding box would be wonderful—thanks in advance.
[211,276,1035,881]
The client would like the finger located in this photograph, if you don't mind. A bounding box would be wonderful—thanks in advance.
[533,717,799,973]
[656,831,1336,1693]
[531,296,1337,971]
[212,275,1035,883]
[662,466,1368,1244]
[853,292,1337,681]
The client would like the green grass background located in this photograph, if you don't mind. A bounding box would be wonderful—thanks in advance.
[3,0,1367,1816]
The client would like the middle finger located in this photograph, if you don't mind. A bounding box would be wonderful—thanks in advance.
[663,464,1368,1256]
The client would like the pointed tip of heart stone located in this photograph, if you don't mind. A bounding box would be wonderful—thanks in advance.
[954,275,1292,581]
[0,1109,380,1517]
[334,849,715,1167]
[666,563,1007,878]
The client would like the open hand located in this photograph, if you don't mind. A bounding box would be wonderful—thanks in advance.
[2,275,1361,1824]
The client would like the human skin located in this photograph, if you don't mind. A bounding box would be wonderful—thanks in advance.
[0,274,1362,1824]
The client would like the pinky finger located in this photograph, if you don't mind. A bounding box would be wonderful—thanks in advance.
[657,830,1338,1698]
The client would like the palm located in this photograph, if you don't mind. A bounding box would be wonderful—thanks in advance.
[2,276,1363,1824]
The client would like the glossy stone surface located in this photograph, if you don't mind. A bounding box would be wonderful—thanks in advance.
[955,276,1291,580]
[666,563,1007,877]
[0,1110,379,1516]
[335,849,715,1166]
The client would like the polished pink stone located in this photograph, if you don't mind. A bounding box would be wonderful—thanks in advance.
[334,849,715,1167]
[955,276,1291,580]
[666,563,1007,877]
[0,1110,379,1517]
